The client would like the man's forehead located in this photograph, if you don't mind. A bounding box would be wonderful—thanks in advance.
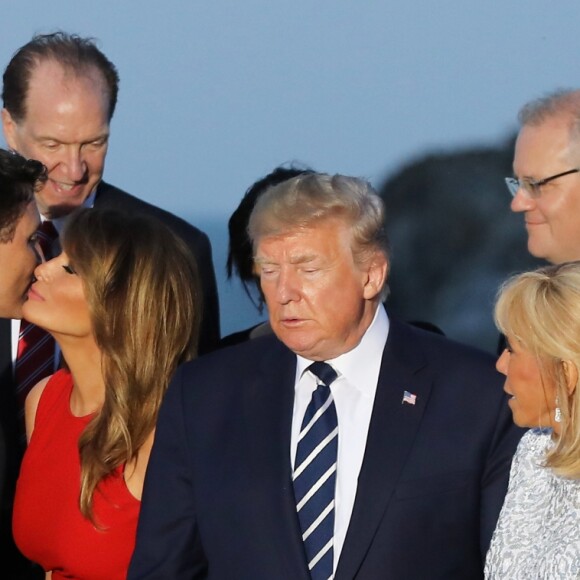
[518,114,574,143]
[515,117,576,170]
[24,59,109,109]
[256,226,352,264]
[29,58,102,85]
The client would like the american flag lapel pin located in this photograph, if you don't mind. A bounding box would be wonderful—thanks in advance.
[402,390,417,405]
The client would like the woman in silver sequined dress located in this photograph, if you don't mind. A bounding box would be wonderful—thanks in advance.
[485,262,580,579]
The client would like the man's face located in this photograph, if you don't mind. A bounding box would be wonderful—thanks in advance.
[511,115,580,264]
[2,60,110,219]
[0,202,40,318]
[255,218,387,361]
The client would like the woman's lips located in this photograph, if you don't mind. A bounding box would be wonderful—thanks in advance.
[27,284,44,301]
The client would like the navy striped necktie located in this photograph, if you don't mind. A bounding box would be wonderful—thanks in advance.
[293,361,339,580]
[15,220,58,437]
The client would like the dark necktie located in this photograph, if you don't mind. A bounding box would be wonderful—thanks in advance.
[293,361,339,580]
[15,221,58,419]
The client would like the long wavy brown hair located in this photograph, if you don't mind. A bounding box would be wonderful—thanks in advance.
[62,207,201,523]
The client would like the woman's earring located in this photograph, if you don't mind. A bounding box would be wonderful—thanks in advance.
[554,397,562,423]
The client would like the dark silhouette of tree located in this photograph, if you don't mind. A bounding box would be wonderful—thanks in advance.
[379,134,542,352]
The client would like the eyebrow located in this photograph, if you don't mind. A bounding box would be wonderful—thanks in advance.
[34,131,110,144]
[255,253,318,265]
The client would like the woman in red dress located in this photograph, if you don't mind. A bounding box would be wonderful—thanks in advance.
[13,207,201,580]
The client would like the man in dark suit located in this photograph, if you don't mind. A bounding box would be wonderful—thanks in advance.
[1,31,219,353]
[129,173,523,579]
[0,149,47,578]
[0,32,220,579]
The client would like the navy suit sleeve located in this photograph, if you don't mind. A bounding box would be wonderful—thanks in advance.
[94,182,221,354]
[479,389,525,557]
[128,366,208,579]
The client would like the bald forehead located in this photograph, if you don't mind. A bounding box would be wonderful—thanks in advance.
[515,116,580,168]
[24,59,110,118]
[29,59,106,94]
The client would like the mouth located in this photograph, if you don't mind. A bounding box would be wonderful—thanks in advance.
[524,218,545,227]
[48,178,89,196]
[279,317,305,327]
[27,283,44,301]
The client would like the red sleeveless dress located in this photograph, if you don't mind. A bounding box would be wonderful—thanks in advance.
[13,369,140,580]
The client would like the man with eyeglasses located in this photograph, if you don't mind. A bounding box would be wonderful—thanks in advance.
[506,89,580,265]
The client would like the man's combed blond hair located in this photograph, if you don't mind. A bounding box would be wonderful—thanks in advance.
[248,172,390,299]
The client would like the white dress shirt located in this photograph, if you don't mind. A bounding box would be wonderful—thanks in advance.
[291,304,389,571]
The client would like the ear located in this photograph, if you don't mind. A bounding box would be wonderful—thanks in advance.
[562,360,578,396]
[2,108,18,151]
[362,252,388,300]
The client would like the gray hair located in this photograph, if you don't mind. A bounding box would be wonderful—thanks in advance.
[518,89,580,143]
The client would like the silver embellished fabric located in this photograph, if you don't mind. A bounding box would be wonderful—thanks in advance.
[485,429,580,579]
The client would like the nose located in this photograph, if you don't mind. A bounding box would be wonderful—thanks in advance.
[33,259,49,281]
[62,147,87,182]
[275,268,301,304]
[33,256,59,282]
[510,187,535,213]
[496,349,509,376]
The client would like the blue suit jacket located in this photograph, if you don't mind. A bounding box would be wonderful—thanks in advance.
[94,181,220,354]
[129,315,524,579]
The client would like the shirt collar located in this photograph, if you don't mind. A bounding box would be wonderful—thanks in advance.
[296,303,389,396]
[41,188,97,234]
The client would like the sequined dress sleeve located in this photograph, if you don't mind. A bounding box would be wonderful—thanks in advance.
[484,428,580,579]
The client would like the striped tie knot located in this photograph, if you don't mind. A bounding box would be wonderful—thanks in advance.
[294,361,338,579]
[308,361,338,387]
[14,219,59,443]
[35,220,58,262]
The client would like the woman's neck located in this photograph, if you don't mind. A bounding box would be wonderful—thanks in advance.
[58,336,105,417]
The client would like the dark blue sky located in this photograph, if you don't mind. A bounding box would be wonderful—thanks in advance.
[2,0,578,336]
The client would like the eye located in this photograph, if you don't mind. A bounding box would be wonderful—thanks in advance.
[42,141,60,151]
[85,137,108,150]
[258,263,278,276]
[62,264,77,275]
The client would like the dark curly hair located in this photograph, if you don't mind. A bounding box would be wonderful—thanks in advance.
[0,149,46,242]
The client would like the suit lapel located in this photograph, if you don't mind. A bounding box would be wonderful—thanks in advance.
[0,318,13,382]
[335,318,433,579]
[244,339,311,578]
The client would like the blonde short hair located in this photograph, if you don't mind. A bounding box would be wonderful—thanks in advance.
[495,261,580,478]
